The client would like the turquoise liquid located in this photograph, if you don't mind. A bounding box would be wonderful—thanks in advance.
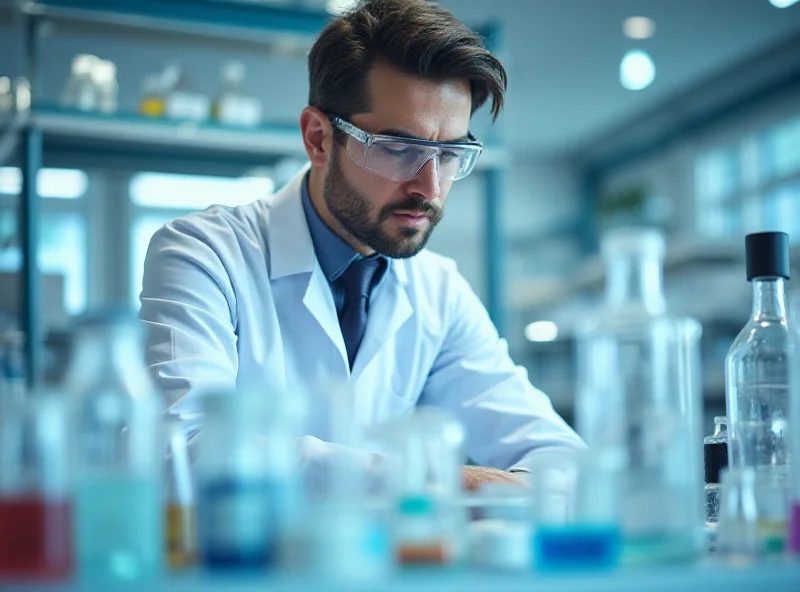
[74,476,163,581]
[534,525,622,571]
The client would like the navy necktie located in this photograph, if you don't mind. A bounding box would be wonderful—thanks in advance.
[339,258,382,368]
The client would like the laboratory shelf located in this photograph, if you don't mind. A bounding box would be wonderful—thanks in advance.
[20,0,331,46]
[5,563,800,592]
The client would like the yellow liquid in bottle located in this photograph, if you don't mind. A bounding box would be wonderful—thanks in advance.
[139,96,166,118]
[165,503,197,569]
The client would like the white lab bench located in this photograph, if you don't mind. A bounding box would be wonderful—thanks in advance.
[6,563,800,592]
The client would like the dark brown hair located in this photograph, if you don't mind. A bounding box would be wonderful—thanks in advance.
[308,0,507,121]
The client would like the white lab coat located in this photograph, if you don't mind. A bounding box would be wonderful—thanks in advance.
[139,166,584,478]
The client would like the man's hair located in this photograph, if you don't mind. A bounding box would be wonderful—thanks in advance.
[308,0,507,121]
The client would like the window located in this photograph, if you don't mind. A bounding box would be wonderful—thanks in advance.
[128,171,275,306]
[0,213,87,314]
[760,116,800,182]
[130,172,274,209]
[0,167,88,199]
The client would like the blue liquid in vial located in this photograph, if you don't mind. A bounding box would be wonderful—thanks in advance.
[197,478,276,570]
[75,476,163,581]
[534,525,621,571]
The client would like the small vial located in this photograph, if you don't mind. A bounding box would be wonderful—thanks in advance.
[164,416,196,569]
[395,495,451,566]
[704,417,729,526]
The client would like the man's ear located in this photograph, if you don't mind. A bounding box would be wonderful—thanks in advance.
[300,106,334,169]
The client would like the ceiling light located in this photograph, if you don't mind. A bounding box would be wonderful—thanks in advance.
[623,16,656,40]
[524,321,559,343]
[620,49,656,91]
[769,0,799,7]
[326,0,358,14]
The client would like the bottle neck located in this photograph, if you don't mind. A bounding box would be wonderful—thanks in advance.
[605,253,666,313]
[751,277,787,322]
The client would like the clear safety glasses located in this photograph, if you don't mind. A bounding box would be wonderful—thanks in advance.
[330,116,483,182]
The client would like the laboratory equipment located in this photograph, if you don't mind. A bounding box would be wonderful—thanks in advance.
[468,483,532,571]
[139,74,166,118]
[0,330,26,408]
[725,232,792,549]
[0,76,12,112]
[65,311,163,581]
[789,282,800,554]
[94,60,118,114]
[377,408,467,567]
[164,415,196,569]
[306,382,390,580]
[576,227,703,564]
[195,383,304,571]
[716,468,759,565]
[530,451,621,571]
[704,416,729,526]
[0,393,72,580]
[162,64,210,122]
[61,55,100,112]
[213,61,263,128]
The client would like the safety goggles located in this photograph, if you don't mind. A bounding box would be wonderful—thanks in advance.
[330,116,483,182]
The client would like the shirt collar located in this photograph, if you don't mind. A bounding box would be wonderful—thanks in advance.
[301,173,385,282]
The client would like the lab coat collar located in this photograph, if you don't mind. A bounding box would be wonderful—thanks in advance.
[266,163,409,287]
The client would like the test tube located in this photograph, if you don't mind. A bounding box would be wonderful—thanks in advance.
[0,393,72,580]
[164,415,196,569]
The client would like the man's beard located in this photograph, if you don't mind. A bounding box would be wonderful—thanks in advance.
[323,147,443,259]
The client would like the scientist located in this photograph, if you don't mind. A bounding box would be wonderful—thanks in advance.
[140,0,584,490]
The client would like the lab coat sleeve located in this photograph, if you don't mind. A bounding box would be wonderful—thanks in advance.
[419,265,586,473]
[139,219,239,424]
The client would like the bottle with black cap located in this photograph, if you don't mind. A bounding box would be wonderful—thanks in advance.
[725,231,792,553]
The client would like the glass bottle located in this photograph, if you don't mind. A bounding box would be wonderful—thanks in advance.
[213,61,262,128]
[716,467,759,564]
[65,311,163,581]
[725,232,791,547]
[704,416,728,526]
[61,55,99,112]
[576,227,703,564]
[195,387,302,571]
[164,415,196,570]
[0,393,72,580]
[139,74,166,118]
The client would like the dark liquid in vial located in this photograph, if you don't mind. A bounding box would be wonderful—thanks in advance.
[703,442,728,484]
[0,496,72,579]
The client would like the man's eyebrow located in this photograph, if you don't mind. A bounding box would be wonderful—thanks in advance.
[376,128,471,143]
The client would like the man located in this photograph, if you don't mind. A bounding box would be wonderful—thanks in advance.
[140,0,584,491]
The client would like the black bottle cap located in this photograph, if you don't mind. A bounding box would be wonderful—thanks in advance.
[745,232,790,281]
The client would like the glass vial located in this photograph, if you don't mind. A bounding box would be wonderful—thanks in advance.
[164,415,196,569]
[576,227,703,565]
[725,232,791,550]
[0,394,72,580]
[704,416,728,526]
[65,311,163,581]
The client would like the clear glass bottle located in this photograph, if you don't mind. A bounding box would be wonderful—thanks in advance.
[576,227,703,564]
[787,283,800,554]
[213,61,262,128]
[0,392,72,580]
[725,232,791,546]
[704,416,728,526]
[61,54,99,112]
[65,311,163,581]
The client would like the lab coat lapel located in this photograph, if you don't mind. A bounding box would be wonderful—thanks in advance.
[266,165,348,370]
[351,260,413,378]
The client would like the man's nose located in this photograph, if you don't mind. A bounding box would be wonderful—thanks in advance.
[408,157,441,202]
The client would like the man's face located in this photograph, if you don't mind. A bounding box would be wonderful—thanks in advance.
[323,63,472,258]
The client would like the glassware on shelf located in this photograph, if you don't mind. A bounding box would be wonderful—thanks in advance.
[139,74,166,118]
[61,55,100,112]
[716,468,759,565]
[0,393,72,580]
[725,232,792,549]
[213,61,263,128]
[0,77,12,113]
[377,408,466,568]
[576,227,704,565]
[704,416,729,527]
[164,415,196,570]
[94,60,118,114]
[162,64,210,123]
[65,311,163,581]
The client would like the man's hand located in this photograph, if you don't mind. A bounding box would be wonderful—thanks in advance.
[462,466,528,491]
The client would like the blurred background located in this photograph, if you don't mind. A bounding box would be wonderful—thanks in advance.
[0,0,799,432]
